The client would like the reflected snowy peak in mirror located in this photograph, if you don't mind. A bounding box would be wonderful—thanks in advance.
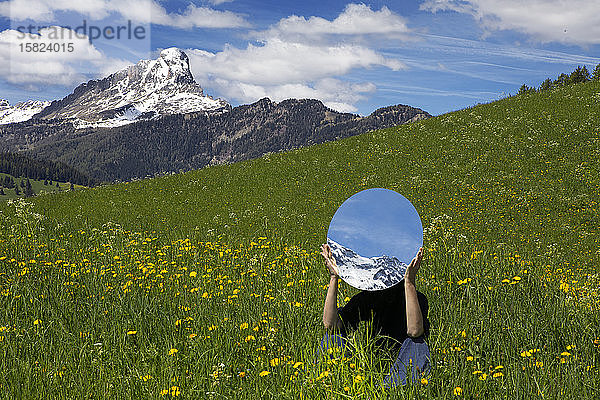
[327,188,423,291]
[327,238,407,291]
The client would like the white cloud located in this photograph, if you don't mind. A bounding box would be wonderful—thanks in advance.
[420,0,600,45]
[0,0,249,29]
[208,77,376,113]
[0,27,130,87]
[188,38,401,113]
[206,0,234,5]
[121,2,250,29]
[187,3,410,113]
[257,3,411,41]
[189,39,402,86]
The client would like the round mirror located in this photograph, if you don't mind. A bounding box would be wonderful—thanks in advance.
[327,188,423,291]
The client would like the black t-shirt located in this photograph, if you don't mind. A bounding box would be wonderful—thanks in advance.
[338,282,430,349]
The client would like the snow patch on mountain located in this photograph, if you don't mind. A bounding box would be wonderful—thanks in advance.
[327,237,407,291]
[0,100,51,124]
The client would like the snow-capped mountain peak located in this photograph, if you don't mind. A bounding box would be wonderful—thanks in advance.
[0,48,229,127]
[327,237,407,291]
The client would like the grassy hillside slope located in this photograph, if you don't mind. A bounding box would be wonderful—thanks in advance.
[0,82,599,399]
[25,82,600,267]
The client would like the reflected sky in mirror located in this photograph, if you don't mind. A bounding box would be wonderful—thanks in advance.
[328,188,423,266]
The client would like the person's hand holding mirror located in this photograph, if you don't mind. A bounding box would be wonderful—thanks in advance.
[320,243,339,277]
[405,247,424,285]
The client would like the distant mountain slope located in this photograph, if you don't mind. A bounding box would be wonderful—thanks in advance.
[0,151,97,186]
[0,98,430,182]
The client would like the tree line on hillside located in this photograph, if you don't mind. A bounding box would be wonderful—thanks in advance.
[1,175,75,197]
[0,151,98,187]
[518,64,600,95]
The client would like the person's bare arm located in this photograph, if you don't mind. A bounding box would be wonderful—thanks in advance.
[405,247,425,338]
[321,244,343,330]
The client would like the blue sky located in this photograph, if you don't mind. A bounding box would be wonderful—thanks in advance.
[1,0,599,116]
[328,188,423,263]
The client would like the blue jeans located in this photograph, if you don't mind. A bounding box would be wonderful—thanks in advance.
[318,333,432,387]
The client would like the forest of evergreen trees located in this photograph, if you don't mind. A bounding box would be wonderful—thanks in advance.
[0,152,98,187]
[517,64,600,95]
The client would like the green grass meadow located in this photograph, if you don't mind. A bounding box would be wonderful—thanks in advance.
[1,82,599,398]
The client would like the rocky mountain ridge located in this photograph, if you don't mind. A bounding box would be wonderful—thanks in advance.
[0,48,229,127]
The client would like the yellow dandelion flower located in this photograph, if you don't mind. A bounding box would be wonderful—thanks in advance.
[270,358,280,367]
[33,319,42,325]
[259,370,270,377]
[240,323,248,330]
[493,372,503,378]
[127,330,137,335]
[421,377,428,385]
[168,348,178,356]
[479,373,488,381]
[245,335,255,342]
[453,386,463,396]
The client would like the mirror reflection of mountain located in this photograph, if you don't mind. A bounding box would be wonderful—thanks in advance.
[327,238,407,291]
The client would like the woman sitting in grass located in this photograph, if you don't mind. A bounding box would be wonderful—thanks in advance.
[320,244,431,387]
